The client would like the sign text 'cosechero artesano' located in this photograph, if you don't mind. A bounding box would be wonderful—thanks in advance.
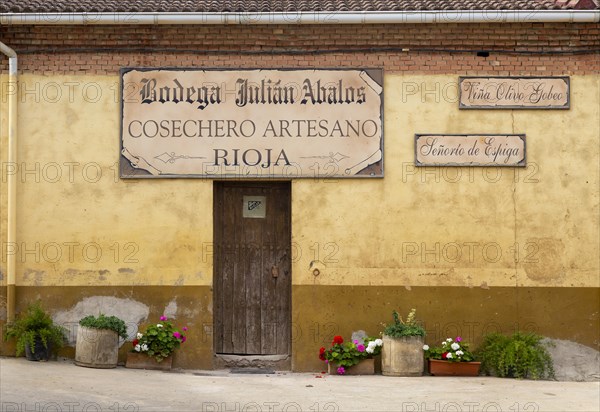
[120,69,383,178]
[415,134,526,167]
[459,77,569,109]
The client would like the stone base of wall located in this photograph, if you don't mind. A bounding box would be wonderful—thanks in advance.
[1,285,597,372]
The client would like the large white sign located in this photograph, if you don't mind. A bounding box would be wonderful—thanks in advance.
[120,69,384,178]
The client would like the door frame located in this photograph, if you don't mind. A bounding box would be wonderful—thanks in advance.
[212,181,292,368]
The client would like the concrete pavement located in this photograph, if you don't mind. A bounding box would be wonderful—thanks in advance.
[1,357,599,412]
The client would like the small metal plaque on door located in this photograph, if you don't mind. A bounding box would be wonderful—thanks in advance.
[243,196,266,218]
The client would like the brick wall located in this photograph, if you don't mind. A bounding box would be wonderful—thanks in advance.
[0,23,598,75]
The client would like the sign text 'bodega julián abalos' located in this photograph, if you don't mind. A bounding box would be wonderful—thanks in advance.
[120,69,384,178]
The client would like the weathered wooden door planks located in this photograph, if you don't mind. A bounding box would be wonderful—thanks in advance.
[214,182,291,355]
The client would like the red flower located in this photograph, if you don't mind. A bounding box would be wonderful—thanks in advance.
[319,347,326,361]
[132,339,139,346]
[442,352,449,359]
[332,336,344,345]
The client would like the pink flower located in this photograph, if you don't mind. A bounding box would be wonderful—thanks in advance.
[357,344,365,352]
[353,340,359,344]
[160,316,167,321]
[337,366,345,375]
[456,336,462,342]
[181,336,187,343]
[325,360,329,363]
[173,332,181,339]
[183,327,188,331]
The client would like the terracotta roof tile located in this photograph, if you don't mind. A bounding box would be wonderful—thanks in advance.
[0,0,598,14]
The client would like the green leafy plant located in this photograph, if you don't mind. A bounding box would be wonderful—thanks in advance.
[382,308,426,338]
[423,336,476,362]
[319,335,383,375]
[79,314,128,340]
[476,332,555,380]
[132,316,188,362]
[4,302,66,357]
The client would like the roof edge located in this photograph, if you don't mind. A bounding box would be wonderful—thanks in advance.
[1,10,599,25]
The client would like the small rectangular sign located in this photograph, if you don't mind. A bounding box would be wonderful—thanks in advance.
[459,77,569,109]
[243,196,267,219]
[415,134,526,167]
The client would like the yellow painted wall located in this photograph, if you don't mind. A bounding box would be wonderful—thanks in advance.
[1,75,214,287]
[294,74,600,289]
[0,74,598,289]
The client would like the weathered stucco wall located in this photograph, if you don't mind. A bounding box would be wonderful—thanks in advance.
[295,74,599,289]
[1,73,598,369]
[1,75,213,286]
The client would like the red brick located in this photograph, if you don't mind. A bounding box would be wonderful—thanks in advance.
[0,23,598,75]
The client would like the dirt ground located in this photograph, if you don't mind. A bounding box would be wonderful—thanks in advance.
[1,357,599,412]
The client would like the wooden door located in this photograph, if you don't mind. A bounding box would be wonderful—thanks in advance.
[214,182,291,355]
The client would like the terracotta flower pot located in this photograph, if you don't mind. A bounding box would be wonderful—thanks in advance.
[125,351,173,371]
[428,359,481,376]
[328,358,375,375]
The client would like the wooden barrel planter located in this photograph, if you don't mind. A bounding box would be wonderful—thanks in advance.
[381,335,424,376]
[74,326,119,369]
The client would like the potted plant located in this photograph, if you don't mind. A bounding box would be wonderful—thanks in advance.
[319,335,383,375]
[75,314,128,369]
[3,302,66,361]
[424,336,481,376]
[476,332,555,380]
[381,308,426,376]
[126,315,188,370]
